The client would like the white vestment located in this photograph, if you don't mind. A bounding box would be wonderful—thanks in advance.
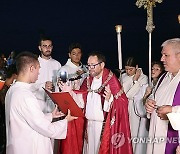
[57,58,86,108]
[167,107,180,131]
[121,70,148,153]
[5,81,67,154]
[83,76,112,154]
[31,56,61,113]
[57,58,86,86]
[147,70,180,154]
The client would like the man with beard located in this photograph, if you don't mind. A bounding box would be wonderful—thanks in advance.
[82,52,132,154]
[31,36,61,113]
[59,51,132,154]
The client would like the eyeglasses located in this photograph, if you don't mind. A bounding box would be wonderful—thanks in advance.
[86,62,102,69]
[41,45,53,49]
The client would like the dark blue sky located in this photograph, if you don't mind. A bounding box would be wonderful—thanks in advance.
[0,0,179,74]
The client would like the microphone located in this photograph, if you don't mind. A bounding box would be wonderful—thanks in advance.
[59,71,68,83]
[58,65,89,82]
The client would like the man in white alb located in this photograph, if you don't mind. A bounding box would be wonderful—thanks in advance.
[57,43,86,154]
[145,38,180,154]
[58,42,86,88]
[5,51,76,154]
[31,36,61,113]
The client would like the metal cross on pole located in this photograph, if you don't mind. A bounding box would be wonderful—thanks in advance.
[136,0,163,85]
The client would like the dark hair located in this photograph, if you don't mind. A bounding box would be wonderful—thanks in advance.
[88,51,106,63]
[6,64,17,78]
[68,43,82,53]
[38,36,52,46]
[15,51,38,74]
[124,57,138,67]
[152,61,165,78]
[112,69,120,78]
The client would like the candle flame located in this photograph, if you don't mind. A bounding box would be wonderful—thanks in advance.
[115,25,122,33]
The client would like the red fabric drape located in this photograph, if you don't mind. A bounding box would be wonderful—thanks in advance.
[58,117,84,154]
[98,68,132,154]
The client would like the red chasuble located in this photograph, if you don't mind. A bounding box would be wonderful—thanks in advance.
[58,68,132,154]
[58,117,84,154]
[80,68,133,154]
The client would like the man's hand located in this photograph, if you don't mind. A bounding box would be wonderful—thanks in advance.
[145,86,153,97]
[65,109,78,122]
[71,80,80,90]
[52,105,65,119]
[156,105,172,120]
[103,84,112,101]
[58,80,72,92]
[45,81,53,91]
[76,69,84,76]
[176,145,180,154]
[145,98,156,113]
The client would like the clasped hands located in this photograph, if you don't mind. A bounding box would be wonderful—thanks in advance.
[145,99,172,120]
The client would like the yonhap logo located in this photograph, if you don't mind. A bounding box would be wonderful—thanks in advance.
[111,132,125,148]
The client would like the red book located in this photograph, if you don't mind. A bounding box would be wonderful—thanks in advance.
[43,88,84,117]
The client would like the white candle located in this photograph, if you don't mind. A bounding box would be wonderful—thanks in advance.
[115,25,122,70]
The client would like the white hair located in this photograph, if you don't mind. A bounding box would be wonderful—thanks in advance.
[161,38,180,54]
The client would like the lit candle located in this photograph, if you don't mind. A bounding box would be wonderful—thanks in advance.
[115,25,122,33]
[115,25,122,70]
[178,15,180,24]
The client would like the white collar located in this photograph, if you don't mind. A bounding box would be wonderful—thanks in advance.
[66,58,82,69]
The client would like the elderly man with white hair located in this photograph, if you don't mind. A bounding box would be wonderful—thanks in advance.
[145,38,180,154]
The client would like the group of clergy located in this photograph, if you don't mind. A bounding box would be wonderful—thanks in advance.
[4,37,180,154]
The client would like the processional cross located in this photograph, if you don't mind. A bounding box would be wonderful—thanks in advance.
[136,0,163,84]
